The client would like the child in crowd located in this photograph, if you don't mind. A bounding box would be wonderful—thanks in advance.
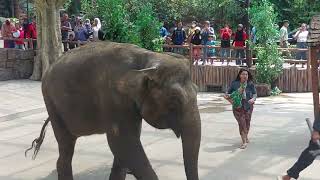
[68,33,77,50]
[14,23,25,50]
[206,34,216,65]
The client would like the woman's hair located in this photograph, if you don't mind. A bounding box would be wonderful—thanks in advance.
[235,68,254,82]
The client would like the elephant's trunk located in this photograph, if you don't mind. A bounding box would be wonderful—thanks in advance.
[181,107,201,180]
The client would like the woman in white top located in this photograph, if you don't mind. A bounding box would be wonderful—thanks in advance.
[92,18,102,41]
[294,23,309,60]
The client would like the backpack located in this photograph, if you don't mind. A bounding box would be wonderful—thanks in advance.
[172,28,185,45]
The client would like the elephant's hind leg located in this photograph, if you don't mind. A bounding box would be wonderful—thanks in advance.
[51,118,77,180]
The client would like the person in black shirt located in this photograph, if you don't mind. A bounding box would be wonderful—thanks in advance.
[191,27,202,64]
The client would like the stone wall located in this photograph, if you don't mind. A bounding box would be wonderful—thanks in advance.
[0,48,34,81]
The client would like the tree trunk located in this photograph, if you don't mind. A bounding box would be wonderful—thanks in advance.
[30,0,66,81]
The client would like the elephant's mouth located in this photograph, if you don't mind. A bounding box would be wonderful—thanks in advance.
[164,112,182,138]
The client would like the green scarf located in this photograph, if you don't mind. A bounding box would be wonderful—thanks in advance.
[230,82,247,109]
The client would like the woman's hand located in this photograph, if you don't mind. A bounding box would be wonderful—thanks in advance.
[248,98,255,105]
[238,87,244,94]
[224,95,233,104]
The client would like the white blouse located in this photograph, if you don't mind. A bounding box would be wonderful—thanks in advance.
[294,30,309,42]
[93,26,100,41]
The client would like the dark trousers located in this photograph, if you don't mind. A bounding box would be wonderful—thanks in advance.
[287,140,319,179]
[235,49,245,65]
[4,40,15,48]
[296,42,307,60]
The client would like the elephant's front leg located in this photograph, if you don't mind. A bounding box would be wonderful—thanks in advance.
[109,157,127,180]
[107,121,158,180]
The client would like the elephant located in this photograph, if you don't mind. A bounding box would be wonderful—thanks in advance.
[26,41,201,180]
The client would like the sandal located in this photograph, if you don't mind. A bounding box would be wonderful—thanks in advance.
[239,143,248,149]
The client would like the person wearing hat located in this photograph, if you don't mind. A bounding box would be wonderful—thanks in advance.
[280,20,290,56]
[1,19,16,48]
[201,21,215,65]
[232,24,247,65]
[190,26,202,64]
[188,21,198,40]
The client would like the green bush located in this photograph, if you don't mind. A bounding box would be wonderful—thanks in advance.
[249,0,283,86]
[271,86,282,96]
[81,0,162,52]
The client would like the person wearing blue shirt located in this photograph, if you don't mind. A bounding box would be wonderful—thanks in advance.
[160,22,169,38]
[201,21,215,64]
[171,21,187,55]
[206,34,216,65]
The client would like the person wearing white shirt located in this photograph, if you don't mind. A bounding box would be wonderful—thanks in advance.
[92,18,102,41]
[294,23,309,60]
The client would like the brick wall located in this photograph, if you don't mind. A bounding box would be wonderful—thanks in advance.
[0,48,34,80]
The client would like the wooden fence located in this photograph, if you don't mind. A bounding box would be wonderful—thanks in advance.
[164,44,320,92]
[191,65,316,92]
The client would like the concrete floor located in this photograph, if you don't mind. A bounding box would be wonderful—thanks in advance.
[0,80,319,180]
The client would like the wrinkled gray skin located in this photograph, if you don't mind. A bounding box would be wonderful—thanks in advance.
[38,42,201,180]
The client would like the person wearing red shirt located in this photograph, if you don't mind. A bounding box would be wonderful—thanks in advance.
[14,23,25,50]
[23,17,37,49]
[1,19,16,48]
[232,24,247,65]
[220,24,232,65]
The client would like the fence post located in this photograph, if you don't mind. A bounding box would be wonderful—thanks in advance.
[307,47,311,70]
[29,38,33,50]
[310,46,319,121]
[189,44,193,77]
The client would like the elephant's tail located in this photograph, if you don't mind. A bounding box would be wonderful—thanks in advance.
[25,117,51,160]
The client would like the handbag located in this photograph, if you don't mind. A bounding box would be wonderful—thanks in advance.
[230,83,247,109]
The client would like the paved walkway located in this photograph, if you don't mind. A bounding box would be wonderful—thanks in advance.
[0,80,319,180]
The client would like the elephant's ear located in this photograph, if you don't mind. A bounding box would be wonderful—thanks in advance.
[135,65,159,90]
[116,65,159,99]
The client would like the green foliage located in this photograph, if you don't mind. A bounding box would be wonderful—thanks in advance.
[269,0,320,28]
[147,0,245,29]
[63,0,73,10]
[271,86,282,96]
[81,0,162,51]
[249,0,283,85]
[134,3,162,51]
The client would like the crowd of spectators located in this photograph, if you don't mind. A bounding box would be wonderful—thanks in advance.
[160,20,311,65]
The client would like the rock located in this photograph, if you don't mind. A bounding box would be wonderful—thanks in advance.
[256,83,271,97]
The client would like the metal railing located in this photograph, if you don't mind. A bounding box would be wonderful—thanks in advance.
[162,43,316,68]
[0,37,37,50]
